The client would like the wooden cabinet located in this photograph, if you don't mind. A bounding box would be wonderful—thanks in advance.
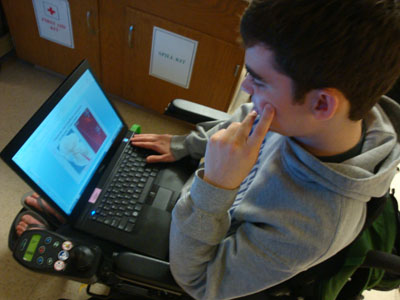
[1,0,101,78]
[2,0,248,113]
[100,0,247,113]
[120,7,244,113]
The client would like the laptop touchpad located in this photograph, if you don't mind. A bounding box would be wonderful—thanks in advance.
[152,187,173,210]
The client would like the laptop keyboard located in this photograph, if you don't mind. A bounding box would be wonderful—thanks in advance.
[90,145,159,232]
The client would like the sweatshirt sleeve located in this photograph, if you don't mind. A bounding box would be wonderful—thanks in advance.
[169,169,329,300]
[170,104,254,160]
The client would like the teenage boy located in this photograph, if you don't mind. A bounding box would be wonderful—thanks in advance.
[130,0,400,299]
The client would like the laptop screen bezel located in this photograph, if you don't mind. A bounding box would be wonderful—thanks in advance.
[0,59,128,220]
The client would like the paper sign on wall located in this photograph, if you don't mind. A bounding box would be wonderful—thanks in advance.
[32,0,74,48]
[149,27,198,89]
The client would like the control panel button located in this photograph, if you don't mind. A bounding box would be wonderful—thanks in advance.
[20,238,28,251]
[54,260,65,271]
[62,241,73,251]
[36,256,44,265]
[47,257,54,266]
[38,245,46,254]
[58,250,69,261]
[44,236,52,244]
[53,241,60,248]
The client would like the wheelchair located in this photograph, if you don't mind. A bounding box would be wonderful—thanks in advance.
[8,93,400,300]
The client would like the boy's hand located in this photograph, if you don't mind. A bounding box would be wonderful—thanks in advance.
[131,134,176,163]
[203,104,275,190]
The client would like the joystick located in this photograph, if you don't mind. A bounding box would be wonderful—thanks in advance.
[70,246,95,271]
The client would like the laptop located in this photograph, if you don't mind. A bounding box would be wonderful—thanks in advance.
[1,60,196,261]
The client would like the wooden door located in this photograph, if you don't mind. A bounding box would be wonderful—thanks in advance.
[122,7,244,114]
[1,0,101,78]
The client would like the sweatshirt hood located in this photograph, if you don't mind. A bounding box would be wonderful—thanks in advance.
[283,96,400,201]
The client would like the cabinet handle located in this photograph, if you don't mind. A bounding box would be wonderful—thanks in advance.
[128,25,134,48]
[234,64,241,77]
[86,11,96,35]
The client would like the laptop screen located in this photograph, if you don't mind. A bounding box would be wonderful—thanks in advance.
[12,69,123,215]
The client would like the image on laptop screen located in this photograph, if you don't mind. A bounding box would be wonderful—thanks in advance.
[12,69,123,215]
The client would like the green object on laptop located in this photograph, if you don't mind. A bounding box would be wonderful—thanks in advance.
[130,124,141,133]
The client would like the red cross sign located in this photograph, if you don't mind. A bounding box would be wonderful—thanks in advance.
[47,6,56,15]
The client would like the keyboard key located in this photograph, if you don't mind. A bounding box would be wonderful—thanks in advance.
[125,223,135,232]
[111,218,119,227]
[118,217,128,230]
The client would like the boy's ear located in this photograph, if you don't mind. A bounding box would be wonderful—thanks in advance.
[310,89,339,121]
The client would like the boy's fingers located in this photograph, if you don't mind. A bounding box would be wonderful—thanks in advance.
[146,153,174,163]
[130,141,155,149]
[248,104,275,147]
[236,110,258,139]
[131,134,157,142]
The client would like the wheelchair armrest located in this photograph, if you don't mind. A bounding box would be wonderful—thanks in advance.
[165,99,230,124]
[112,252,184,293]
[362,250,400,275]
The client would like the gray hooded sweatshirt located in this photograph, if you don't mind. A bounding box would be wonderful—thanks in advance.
[168,96,400,300]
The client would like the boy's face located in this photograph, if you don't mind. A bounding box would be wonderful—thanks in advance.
[241,45,314,137]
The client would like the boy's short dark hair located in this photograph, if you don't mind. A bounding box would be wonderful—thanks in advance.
[240,0,400,120]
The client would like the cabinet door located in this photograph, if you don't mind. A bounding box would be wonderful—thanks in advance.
[122,7,244,114]
[2,0,101,78]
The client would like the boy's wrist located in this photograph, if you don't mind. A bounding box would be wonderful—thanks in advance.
[192,169,238,213]
[203,173,240,190]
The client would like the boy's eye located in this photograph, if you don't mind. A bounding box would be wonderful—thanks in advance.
[252,77,266,88]
[246,72,266,87]
[253,79,265,87]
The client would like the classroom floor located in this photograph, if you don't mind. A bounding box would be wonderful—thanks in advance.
[0,55,399,299]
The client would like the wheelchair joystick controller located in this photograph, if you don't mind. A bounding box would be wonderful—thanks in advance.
[70,246,95,271]
[13,229,102,283]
